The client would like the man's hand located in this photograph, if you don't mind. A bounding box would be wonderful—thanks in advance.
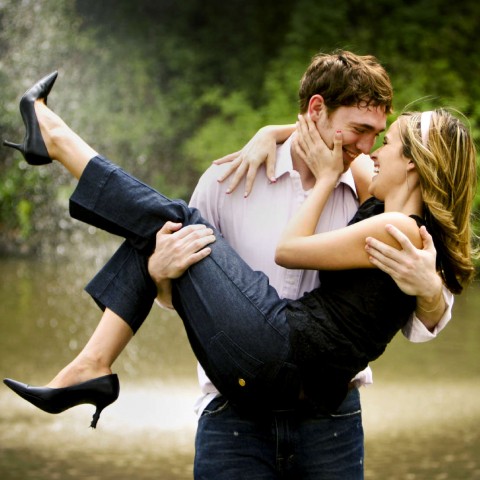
[365,224,445,329]
[149,221,216,282]
[365,224,438,296]
[148,222,216,308]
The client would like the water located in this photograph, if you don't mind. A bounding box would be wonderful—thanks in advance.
[1,257,479,479]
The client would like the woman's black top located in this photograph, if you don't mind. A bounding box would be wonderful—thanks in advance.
[286,197,422,411]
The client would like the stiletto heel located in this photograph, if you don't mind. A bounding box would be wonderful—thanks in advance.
[3,71,58,165]
[3,373,120,429]
[91,405,105,429]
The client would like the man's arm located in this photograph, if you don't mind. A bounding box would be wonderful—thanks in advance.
[150,162,227,308]
[365,224,452,339]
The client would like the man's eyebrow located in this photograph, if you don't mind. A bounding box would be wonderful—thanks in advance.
[350,122,385,133]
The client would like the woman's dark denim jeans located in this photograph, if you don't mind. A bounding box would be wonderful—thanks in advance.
[70,155,300,409]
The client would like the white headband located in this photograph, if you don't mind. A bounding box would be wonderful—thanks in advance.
[420,111,433,147]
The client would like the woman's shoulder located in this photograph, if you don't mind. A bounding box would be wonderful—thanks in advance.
[366,211,423,249]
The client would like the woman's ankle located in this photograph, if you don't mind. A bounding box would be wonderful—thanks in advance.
[34,101,63,160]
[47,358,112,389]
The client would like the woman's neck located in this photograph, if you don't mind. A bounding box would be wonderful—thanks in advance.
[383,185,423,218]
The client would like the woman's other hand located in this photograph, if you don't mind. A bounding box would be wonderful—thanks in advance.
[213,124,295,197]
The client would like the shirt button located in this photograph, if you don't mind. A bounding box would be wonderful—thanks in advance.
[238,378,246,387]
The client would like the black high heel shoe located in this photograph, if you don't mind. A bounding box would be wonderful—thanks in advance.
[3,71,58,165]
[3,373,120,428]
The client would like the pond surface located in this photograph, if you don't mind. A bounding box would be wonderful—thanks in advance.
[1,256,479,479]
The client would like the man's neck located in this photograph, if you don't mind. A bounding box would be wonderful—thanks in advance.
[290,143,316,190]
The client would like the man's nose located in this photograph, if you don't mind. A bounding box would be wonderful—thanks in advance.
[356,135,376,154]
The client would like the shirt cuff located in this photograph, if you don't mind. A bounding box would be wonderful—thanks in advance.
[402,286,454,343]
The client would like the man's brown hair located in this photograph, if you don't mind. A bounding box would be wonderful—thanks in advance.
[298,50,393,115]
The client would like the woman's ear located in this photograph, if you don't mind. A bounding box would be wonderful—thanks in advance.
[308,95,325,121]
[406,159,416,171]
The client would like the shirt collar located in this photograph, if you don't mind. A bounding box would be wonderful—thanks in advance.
[274,135,295,177]
[275,134,358,198]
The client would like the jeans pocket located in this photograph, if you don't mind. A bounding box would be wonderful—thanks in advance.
[317,387,362,418]
[209,331,265,380]
[200,396,230,418]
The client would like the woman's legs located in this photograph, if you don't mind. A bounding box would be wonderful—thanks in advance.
[4,74,299,424]
[24,102,144,388]
[23,98,299,407]
[16,95,191,391]
[66,156,297,404]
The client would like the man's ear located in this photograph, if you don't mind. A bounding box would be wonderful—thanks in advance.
[308,95,325,121]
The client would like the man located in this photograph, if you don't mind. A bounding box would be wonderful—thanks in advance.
[148,50,452,479]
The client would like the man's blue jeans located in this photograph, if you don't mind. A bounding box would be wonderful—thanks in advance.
[195,389,364,480]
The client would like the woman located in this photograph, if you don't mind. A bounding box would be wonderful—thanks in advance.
[3,72,477,428]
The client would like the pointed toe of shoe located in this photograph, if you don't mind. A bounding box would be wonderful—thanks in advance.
[3,377,62,414]
[4,377,26,391]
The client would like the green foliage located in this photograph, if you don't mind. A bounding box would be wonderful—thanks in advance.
[0,0,479,258]
[183,89,268,171]
[16,199,32,239]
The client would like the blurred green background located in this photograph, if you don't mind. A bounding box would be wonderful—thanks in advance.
[0,0,479,258]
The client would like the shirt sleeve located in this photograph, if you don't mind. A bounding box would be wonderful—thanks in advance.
[401,285,453,343]
[189,164,226,229]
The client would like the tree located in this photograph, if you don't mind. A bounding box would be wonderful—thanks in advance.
[1,0,478,256]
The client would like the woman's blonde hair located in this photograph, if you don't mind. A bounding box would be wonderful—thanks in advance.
[399,108,478,294]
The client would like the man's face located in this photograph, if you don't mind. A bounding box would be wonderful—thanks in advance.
[315,104,387,171]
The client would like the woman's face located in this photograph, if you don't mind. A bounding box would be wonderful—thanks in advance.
[368,119,412,200]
